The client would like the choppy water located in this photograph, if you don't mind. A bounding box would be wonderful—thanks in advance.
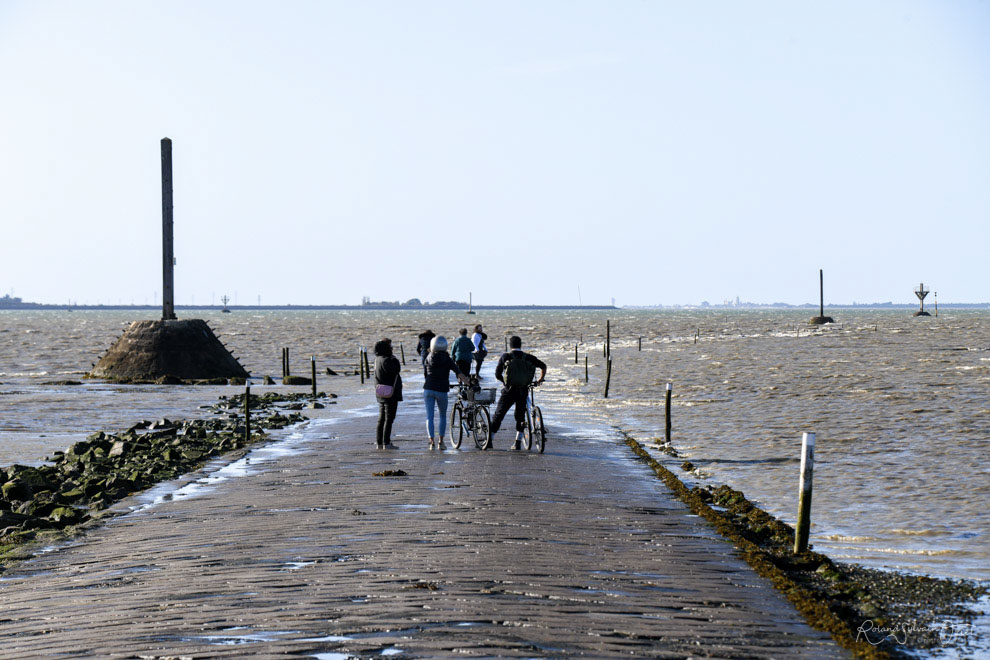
[1,308,987,581]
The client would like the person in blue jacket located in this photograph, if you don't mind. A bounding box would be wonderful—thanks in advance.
[449,328,475,378]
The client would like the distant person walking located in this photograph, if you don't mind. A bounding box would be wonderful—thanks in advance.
[450,328,475,379]
[471,324,488,377]
[423,336,469,450]
[490,335,546,450]
[417,330,436,367]
[373,339,403,450]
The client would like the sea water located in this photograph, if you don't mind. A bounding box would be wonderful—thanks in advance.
[0,308,986,581]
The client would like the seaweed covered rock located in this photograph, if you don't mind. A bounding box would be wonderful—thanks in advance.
[0,390,317,546]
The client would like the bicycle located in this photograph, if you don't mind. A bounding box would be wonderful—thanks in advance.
[522,379,547,453]
[449,381,495,449]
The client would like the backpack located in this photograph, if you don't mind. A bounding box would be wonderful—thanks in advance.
[504,352,536,387]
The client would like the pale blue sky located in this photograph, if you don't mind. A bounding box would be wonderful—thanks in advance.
[1,1,987,306]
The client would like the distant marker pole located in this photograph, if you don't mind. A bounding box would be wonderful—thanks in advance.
[285,347,290,377]
[604,357,612,398]
[665,383,672,443]
[311,356,317,396]
[574,343,578,364]
[585,355,589,383]
[243,384,251,443]
[794,432,816,554]
[400,342,405,365]
[638,336,642,351]
[606,319,611,359]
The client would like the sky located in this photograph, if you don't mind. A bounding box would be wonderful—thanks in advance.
[1,1,988,307]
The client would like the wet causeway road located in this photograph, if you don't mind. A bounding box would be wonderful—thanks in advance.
[0,393,843,658]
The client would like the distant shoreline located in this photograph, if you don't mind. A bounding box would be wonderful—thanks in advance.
[1,303,986,311]
[0,303,619,312]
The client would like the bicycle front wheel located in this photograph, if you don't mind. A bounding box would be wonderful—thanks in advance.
[521,409,533,450]
[449,403,464,449]
[533,406,545,453]
[473,406,491,449]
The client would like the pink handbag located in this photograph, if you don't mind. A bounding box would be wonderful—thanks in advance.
[376,375,399,398]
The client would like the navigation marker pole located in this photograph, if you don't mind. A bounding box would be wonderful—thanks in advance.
[161,138,176,321]
[794,432,816,554]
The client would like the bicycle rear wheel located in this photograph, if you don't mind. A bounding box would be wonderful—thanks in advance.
[449,403,464,449]
[521,409,532,450]
[473,406,491,449]
[533,406,545,453]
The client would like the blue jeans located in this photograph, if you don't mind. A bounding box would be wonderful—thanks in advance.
[423,389,448,438]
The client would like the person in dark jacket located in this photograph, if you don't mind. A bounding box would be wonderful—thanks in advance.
[490,335,547,450]
[450,328,475,377]
[373,338,403,449]
[416,330,436,367]
[423,335,469,450]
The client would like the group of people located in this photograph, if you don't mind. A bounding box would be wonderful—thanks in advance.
[417,324,488,377]
[371,326,546,451]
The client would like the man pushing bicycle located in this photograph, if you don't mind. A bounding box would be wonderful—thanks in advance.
[490,335,547,450]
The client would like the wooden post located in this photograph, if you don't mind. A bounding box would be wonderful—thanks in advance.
[243,384,251,443]
[603,357,612,398]
[400,342,405,365]
[504,336,508,351]
[285,347,290,377]
[281,348,285,378]
[160,138,176,321]
[359,348,365,384]
[606,319,611,358]
[363,348,371,380]
[311,356,317,396]
[694,329,699,344]
[574,343,578,364]
[794,432,816,554]
[638,336,642,351]
[665,382,672,443]
[585,355,589,383]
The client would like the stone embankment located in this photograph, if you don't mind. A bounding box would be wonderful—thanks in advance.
[0,391,325,558]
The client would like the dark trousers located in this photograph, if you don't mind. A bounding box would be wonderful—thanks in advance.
[491,387,528,434]
[473,354,485,377]
[376,399,398,445]
[455,359,471,379]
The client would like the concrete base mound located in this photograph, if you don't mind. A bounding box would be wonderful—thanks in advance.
[809,316,835,325]
[913,311,931,317]
[88,319,249,383]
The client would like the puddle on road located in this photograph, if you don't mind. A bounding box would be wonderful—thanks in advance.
[188,626,300,646]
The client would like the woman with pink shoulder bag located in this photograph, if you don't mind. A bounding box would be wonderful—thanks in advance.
[373,338,403,449]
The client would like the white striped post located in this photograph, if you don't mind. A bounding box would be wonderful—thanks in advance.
[794,432,816,553]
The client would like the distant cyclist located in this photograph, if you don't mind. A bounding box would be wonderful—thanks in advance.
[490,335,546,450]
